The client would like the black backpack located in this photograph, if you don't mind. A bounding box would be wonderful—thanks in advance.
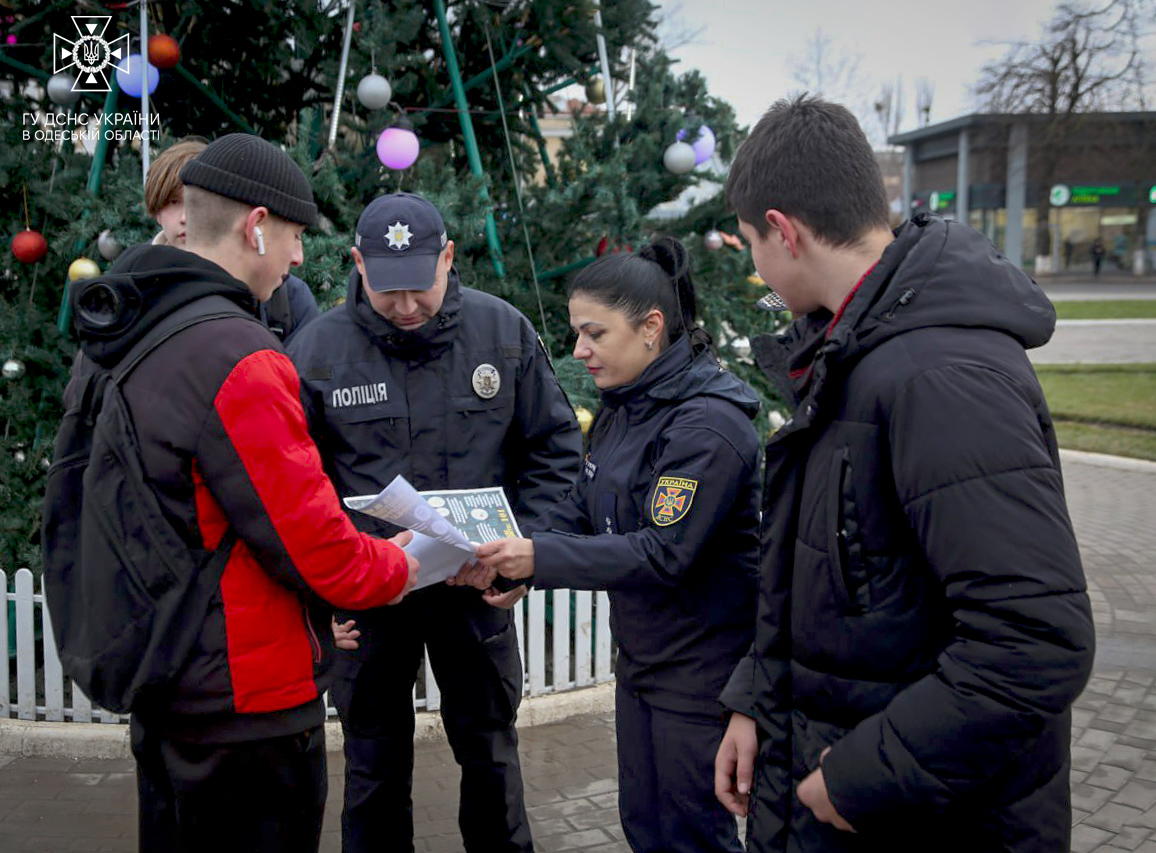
[42,297,246,714]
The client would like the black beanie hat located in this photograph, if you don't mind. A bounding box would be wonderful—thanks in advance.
[179,133,318,227]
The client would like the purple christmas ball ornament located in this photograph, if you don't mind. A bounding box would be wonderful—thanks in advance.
[677,124,716,165]
[376,124,420,170]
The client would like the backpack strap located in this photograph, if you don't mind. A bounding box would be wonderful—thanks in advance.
[104,294,253,556]
[111,295,255,386]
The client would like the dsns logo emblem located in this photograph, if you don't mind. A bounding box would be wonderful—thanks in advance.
[53,17,130,93]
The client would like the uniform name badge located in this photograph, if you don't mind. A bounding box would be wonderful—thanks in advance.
[650,475,698,526]
[472,363,500,399]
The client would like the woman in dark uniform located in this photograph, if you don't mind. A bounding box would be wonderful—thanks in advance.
[469,237,761,853]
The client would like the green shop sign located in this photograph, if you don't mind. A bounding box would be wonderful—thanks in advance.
[929,190,956,212]
[1051,183,1131,207]
[1149,184,1156,204]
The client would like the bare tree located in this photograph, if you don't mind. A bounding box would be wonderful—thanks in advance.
[655,1,707,52]
[789,28,863,96]
[787,28,884,144]
[975,0,1155,260]
[874,77,906,146]
[977,0,1150,114]
[914,78,935,127]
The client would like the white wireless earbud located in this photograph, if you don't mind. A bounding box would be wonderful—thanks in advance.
[254,226,266,256]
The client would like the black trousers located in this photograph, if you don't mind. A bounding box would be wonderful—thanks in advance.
[330,584,532,853]
[131,716,327,853]
[616,683,744,853]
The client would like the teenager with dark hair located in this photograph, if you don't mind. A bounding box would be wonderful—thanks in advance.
[714,94,1094,853]
[467,236,761,853]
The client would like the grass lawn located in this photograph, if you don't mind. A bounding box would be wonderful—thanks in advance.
[1051,300,1156,320]
[1035,364,1156,461]
[1054,422,1156,461]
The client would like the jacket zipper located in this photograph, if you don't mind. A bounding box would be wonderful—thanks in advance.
[883,288,917,320]
[303,605,323,663]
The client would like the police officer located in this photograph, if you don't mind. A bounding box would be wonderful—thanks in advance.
[287,192,581,853]
[470,238,760,853]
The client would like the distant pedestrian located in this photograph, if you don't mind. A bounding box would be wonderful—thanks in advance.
[1092,237,1106,277]
[1063,237,1074,270]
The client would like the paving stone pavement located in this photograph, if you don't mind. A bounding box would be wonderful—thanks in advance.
[0,452,1153,852]
[1063,457,1156,853]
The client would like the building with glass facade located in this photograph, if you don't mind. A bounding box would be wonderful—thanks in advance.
[889,112,1156,275]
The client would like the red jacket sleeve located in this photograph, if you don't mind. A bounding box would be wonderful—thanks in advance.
[198,348,408,608]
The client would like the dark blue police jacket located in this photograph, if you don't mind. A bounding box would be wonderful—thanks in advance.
[532,335,761,715]
[287,268,581,537]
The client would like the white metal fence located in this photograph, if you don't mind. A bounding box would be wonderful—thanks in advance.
[3,567,614,723]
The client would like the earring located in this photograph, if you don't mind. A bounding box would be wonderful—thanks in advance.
[645,340,654,350]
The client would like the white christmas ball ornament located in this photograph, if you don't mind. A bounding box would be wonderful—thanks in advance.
[356,74,392,110]
[14,450,25,464]
[47,73,81,106]
[703,229,724,251]
[663,141,696,175]
[98,229,123,261]
[2,358,25,380]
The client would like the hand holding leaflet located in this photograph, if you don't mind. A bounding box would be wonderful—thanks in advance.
[344,475,521,591]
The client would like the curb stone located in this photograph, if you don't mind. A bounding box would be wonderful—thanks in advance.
[1060,448,1156,474]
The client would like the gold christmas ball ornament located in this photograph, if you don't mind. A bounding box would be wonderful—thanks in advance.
[574,406,594,435]
[68,257,102,282]
[746,273,765,286]
[585,76,606,105]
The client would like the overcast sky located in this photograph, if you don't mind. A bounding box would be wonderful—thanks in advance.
[651,0,1072,133]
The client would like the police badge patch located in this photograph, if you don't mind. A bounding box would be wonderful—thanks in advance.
[472,363,500,399]
[650,476,698,526]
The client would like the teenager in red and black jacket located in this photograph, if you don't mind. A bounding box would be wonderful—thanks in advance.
[63,134,417,853]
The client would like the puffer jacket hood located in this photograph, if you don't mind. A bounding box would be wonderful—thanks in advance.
[758,214,1055,406]
[71,243,258,368]
[840,212,1054,353]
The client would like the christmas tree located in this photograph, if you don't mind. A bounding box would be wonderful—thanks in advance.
[0,0,786,573]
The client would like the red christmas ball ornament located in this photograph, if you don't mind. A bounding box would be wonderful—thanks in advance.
[595,236,633,257]
[147,34,181,70]
[11,230,48,264]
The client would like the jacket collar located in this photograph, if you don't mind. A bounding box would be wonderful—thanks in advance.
[346,267,464,359]
[600,335,696,413]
